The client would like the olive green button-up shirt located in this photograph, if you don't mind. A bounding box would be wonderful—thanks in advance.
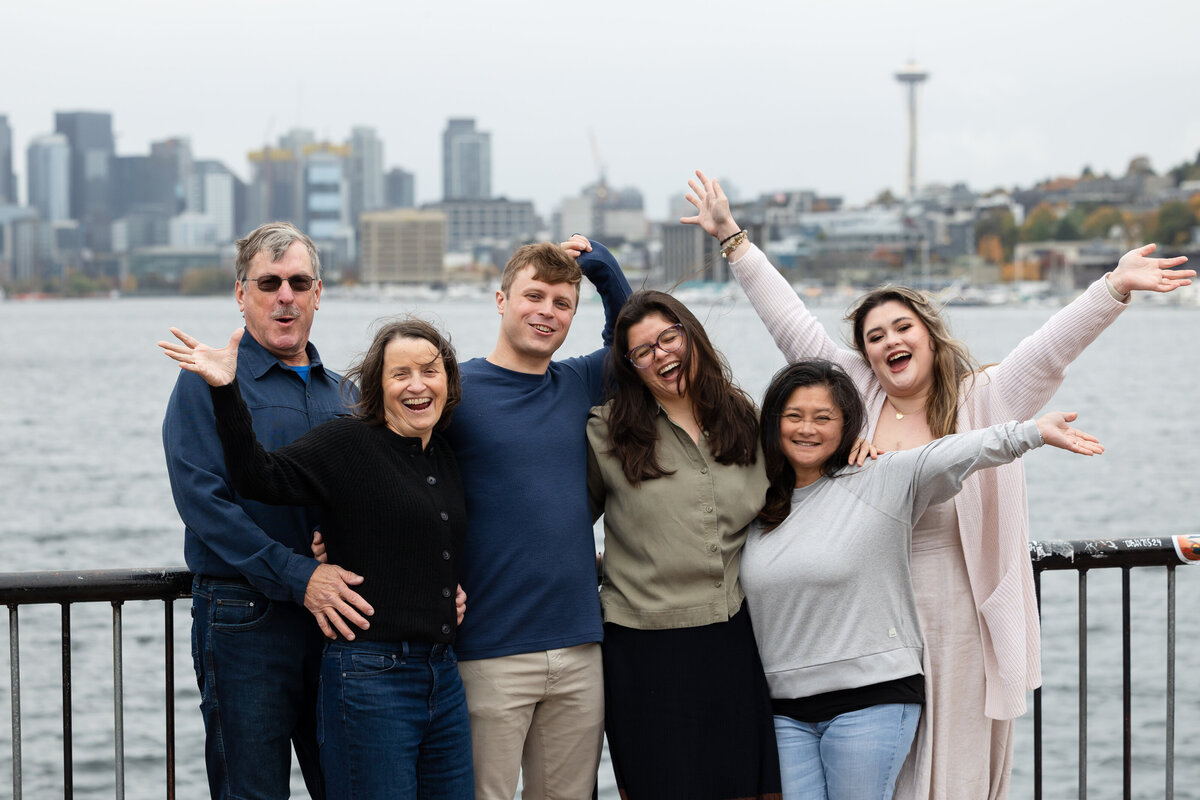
[586,402,769,630]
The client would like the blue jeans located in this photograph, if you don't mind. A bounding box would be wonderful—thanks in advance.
[774,703,921,800]
[318,640,473,800]
[191,576,327,800]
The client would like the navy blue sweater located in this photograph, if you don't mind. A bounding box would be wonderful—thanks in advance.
[446,239,631,660]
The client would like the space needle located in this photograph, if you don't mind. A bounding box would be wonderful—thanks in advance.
[894,60,929,202]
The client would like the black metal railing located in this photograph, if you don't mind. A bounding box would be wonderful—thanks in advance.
[1030,535,1200,800]
[1,538,1196,799]
[0,568,191,800]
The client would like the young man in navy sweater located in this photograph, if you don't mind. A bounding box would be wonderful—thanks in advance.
[445,235,630,798]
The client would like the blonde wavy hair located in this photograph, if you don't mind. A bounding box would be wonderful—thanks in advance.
[847,286,980,438]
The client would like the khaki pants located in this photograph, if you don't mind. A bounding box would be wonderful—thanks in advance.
[458,643,604,799]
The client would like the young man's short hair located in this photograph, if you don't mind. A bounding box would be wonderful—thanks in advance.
[500,242,583,297]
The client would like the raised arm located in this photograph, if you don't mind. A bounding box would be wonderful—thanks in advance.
[991,245,1192,419]
[163,368,319,605]
[160,327,373,638]
[560,235,633,401]
[572,236,633,350]
[681,169,867,375]
[161,327,328,505]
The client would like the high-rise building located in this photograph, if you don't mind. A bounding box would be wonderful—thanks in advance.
[27,134,72,222]
[0,115,15,204]
[347,126,384,225]
[150,137,193,214]
[359,209,445,284]
[113,154,178,218]
[422,197,537,252]
[55,111,116,251]
[386,167,416,208]
[304,146,349,241]
[188,160,242,243]
[442,118,491,200]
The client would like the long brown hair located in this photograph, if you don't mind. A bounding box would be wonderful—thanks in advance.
[604,290,759,485]
[757,360,866,531]
[848,286,979,437]
[343,318,461,430]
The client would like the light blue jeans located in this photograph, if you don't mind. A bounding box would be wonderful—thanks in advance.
[774,703,921,800]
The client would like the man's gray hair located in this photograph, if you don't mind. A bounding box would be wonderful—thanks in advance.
[235,222,321,282]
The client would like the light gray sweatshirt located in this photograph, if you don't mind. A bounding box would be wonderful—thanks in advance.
[740,419,1043,701]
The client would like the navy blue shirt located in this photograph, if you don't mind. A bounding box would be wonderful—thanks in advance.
[163,329,352,604]
[445,240,631,660]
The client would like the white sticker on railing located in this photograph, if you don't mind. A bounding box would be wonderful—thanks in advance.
[1172,535,1200,564]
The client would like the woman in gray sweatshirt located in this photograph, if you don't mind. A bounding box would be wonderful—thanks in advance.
[739,360,1102,800]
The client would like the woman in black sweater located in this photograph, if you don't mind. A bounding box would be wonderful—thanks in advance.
[161,318,473,800]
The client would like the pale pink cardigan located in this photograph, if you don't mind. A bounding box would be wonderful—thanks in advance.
[729,244,1129,719]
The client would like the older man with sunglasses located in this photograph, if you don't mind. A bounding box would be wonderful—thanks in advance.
[163,221,369,799]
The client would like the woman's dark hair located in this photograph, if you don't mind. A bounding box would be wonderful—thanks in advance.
[343,317,461,431]
[605,290,759,485]
[848,286,978,437]
[758,359,866,531]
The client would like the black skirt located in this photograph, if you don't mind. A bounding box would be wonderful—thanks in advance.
[602,605,783,800]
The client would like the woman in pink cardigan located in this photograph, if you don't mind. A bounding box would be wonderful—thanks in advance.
[683,170,1192,800]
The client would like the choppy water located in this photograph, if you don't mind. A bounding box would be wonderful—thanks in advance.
[1,290,1198,798]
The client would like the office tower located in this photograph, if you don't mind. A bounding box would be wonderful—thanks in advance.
[150,137,193,214]
[187,161,241,242]
[113,155,178,218]
[386,167,415,208]
[303,146,349,241]
[442,118,491,200]
[359,209,446,283]
[27,134,72,222]
[55,111,116,250]
[347,126,384,225]
[894,61,929,202]
[423,198,537,252]
[0,115,14,204]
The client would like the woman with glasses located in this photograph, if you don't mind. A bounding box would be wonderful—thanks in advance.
[585,290,783,799]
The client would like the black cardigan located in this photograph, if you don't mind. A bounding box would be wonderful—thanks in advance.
[211,380,466,644]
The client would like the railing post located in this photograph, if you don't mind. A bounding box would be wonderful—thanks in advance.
[1121,567,1132,800]
[9,604,22,800]
[1078,569,1087,800]
[61,603,72,800]
[112,601,125,800]
[165,599,177,800]
[1166,565,1176,800]
[1033,568,1043,800]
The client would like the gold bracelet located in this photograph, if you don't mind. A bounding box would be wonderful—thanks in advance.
[720,229,748,259]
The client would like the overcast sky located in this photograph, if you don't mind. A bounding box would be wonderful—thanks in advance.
[5,0,1198,220]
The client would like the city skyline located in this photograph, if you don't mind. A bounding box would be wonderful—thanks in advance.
[3,0,1198,220]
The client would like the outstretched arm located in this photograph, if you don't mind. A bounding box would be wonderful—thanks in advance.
[905,413,1102,515]
[1108,243,1192,296]
[991,245,1193,420]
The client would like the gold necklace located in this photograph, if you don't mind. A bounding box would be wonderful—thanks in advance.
[888,398,925,420]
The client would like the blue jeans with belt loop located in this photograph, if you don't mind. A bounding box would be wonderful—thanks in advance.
[319,639,474,800]
[191,576,327,800]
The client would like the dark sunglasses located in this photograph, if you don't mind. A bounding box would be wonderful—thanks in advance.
[243,274,315,293]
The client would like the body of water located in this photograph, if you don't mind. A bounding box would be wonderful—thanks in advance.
[1,290,1198,798]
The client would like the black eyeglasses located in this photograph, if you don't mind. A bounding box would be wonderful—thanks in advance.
[626,324,685,368]
[243,274,315,293]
